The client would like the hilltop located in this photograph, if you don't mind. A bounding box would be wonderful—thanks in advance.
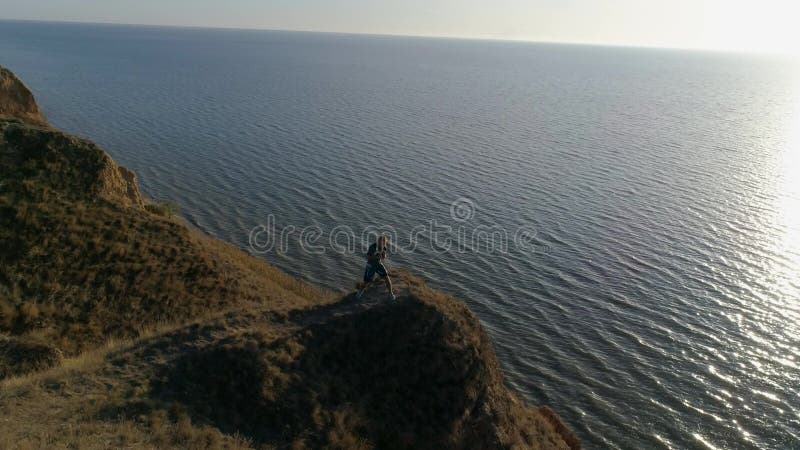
[0,66,579,449]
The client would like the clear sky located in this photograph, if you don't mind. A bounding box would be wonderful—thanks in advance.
[2,0,799,54]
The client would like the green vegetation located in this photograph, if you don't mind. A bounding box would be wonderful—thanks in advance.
[146,199,181,218]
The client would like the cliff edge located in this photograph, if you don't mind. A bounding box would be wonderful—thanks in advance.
[0,67,46,125]
[0,67,579,449]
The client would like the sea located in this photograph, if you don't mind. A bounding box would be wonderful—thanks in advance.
[1,20,798,449]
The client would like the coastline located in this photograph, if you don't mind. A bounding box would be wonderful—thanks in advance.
[0,65,579,449]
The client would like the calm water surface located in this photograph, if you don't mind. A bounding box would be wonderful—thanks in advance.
[2,20,799,449]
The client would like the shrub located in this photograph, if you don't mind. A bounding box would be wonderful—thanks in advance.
[18,302,39,325]
[145,200,180,218]
[0,301,16,330]
[0,336,63,379]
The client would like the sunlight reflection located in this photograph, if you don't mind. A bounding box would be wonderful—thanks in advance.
[773,87,800,309]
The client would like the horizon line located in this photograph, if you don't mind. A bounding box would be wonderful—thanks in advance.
[1,17,796,58]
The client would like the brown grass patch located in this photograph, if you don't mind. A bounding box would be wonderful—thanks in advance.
[150,288,576,449]
[0,119,331,369]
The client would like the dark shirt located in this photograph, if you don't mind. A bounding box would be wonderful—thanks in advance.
[366,242,386,263]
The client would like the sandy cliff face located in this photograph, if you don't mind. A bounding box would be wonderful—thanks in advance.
[0,67,46,125]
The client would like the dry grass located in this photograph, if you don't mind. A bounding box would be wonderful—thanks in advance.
[0,279,578,449]
[0,307,272,449]
[147,276,577,449]
[0,119,332,364]
[1,337,123,391]
[0,303,279,392]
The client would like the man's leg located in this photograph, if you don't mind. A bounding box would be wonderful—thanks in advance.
[376,263,395,300]
[356,280,369,298]
[383,275,393,293]
[357,264,375,298]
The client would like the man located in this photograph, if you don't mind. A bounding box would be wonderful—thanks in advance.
[356,235,396,300]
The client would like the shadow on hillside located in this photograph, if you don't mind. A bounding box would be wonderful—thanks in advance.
[148,295,501,449]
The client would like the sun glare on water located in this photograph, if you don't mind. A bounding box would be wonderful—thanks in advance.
[771,81,800,317]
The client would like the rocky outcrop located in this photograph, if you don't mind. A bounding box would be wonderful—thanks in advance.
[0,67,45,125]
[1,65,143,207]
[0,121,145,207]
[97,154,145,207]
[153,272,580,449]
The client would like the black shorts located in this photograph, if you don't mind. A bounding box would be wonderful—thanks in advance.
[363,262,388,283]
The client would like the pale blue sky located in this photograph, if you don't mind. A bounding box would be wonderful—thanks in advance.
[2,0,798,54]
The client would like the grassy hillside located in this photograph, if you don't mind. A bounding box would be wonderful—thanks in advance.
[0,66,579,449]
[1,273,578,449]
[0,118,326,359]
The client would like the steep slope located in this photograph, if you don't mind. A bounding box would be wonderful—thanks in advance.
[0,67,45,125]
[1,274,579,449]
[153,272,578,449]
[0,67,327,361]
[0,67,579,449]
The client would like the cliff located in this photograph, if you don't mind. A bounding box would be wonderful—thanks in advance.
[0,67,46,125]
[0,66,579,449]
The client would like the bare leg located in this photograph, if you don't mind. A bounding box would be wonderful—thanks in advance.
[384,276,393,294]
[356,278,374,298]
